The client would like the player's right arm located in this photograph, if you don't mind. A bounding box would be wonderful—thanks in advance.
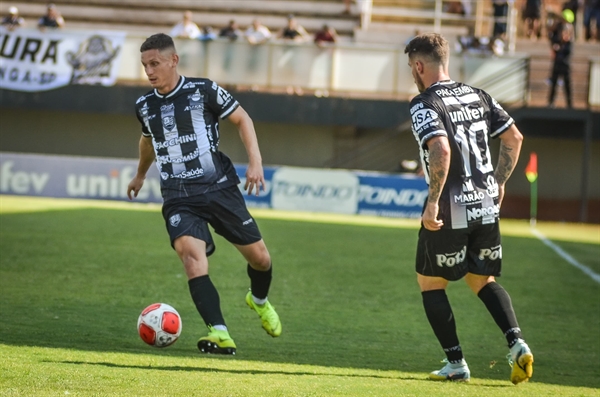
[494,124,523,206]
[127,135,155,200]
[423,135,451,231]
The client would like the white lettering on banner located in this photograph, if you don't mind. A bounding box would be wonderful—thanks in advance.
[0,28,125,92]
[467,204,500,221]
[271,167,358,214]
[0,161,49,194]
[358,186,427,207]
[66,166,161,199]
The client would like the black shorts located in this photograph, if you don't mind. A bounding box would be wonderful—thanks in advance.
[161,185,262,256]
[415,222,502,281]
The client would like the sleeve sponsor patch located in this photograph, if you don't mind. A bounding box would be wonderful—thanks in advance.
[411,108,439,131]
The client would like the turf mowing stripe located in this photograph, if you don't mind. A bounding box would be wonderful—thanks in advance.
[531,227,600,284]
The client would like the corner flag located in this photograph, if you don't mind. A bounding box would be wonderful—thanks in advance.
[525,152,538,225]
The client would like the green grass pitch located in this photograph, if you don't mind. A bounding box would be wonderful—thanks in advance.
[0,195,599,396]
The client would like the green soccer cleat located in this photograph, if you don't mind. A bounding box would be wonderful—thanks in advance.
[245,291,282,337]
[197,326,236,355]
[508,339,534,385]
[429,359,471,382]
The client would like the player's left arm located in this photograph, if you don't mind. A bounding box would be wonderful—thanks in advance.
[495,124,523,206]
[423,135,451,231]
[228,106,265,196]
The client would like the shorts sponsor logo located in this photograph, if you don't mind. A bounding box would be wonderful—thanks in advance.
[169,214,181,227]
[478,245,502,260]
[436,246,466,268]
[242,218,253,225]
[467,204,500,221]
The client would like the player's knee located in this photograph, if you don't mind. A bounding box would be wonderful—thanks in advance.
[249,253,271,271]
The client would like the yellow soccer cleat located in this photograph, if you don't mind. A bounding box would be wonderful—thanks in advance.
[197,326,236,355]
[245,291,282,337]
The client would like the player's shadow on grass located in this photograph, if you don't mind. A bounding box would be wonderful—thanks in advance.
[49,360,511,387]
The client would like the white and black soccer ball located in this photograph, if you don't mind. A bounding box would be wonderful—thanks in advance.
[137,303,182,348]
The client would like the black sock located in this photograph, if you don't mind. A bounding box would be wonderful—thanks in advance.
[247,263,272,300]
[478,282,522,347]
[188,275,226,327]
[422,289,463,363]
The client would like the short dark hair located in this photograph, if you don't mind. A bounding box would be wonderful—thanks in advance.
[140,33,176,53]
[404,33,449,65]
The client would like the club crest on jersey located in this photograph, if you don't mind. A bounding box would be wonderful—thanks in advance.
[169,214,181,227]
[162,116,175,131]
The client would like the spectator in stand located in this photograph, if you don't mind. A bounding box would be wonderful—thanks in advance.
[522,0,543,40]
[2,6,25,31]
[219,20,242,41]
[198,26,216,41]
[548,17,573,108]
[492,0,509,39]
[170,11,200,39]
[245,19,271,45]
[583,0,600,41]
[562,0,579,38]
[445,1,466,15]
[314,24,338,45]
[38,3,65,31]
[278,14,309,42]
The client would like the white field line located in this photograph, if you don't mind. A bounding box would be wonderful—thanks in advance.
[531,228,600,284]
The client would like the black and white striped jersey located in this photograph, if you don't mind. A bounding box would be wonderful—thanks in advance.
[409,80,514,229]
[135,76,240,201]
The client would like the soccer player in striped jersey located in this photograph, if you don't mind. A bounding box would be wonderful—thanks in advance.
[127,33,281,355]
[404,33,533,384]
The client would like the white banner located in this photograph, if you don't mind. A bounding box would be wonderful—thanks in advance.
[0,28,126,92]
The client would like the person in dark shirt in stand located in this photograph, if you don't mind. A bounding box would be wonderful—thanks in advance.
[2,6,25,31]
[548,21,573,108]
[38,3,65,31]
[219,20,242,41]
[314,24,338,46]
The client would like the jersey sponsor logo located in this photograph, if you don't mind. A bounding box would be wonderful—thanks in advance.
[184,104,202,111]
[436,246,466,268]
[486,175,499,198]
[467,204,500,221]
[136,93,152,104]
[478,245,502,261]
[154,134,197,150]
[449,106,484,123]
[140,102,148,117]
[410,102,424,114]
[492,97,504,110]
[162,115,175,131]
[169,214,181,227]
[454,191,485,204]
[216,86,232,106]
[435,85,474,97]
[160,168,204,180]
[189,89,203,102]
[156,148,201,165]
[182,80,203,89]
[160,103,174,112]
[412,108,439,130]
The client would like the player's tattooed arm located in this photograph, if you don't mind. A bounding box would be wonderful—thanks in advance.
[495,125,523,185]
[422,136,450,231]
[427,136,450,204]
